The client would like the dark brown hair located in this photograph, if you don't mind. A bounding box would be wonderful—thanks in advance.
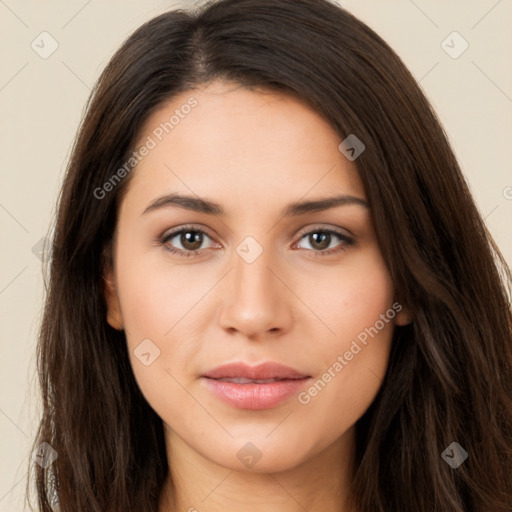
[28,0,512,510]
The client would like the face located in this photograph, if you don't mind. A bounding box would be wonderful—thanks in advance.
[104,79,410,473]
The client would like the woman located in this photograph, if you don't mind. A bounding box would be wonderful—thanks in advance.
[28,0,512,510]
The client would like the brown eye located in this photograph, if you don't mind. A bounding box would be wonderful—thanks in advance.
[161,227,217,256]
[177,230,204,251]
[307,231,332,251]
[294,228,354,256]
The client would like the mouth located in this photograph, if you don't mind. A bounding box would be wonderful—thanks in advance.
[211,377,301,384]
[201,362,311,410]
[202,361,310,380]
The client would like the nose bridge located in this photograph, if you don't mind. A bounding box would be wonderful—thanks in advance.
[232,235,278,305]
[217,234,291,336]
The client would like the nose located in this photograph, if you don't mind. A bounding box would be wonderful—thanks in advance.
[217,241,294,341]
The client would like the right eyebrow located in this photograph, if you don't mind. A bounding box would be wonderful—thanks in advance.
[142,193,223,216]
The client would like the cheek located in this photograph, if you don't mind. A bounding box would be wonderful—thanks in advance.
[298,249,395,413]
[116,266,202,424]
[112,239,209,401]
[115,242,212,341]
[315,249,395,348]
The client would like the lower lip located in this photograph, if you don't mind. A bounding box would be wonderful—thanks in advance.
[202,377,310,410]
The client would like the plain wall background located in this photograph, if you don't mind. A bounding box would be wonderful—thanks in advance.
[1,1,511,510]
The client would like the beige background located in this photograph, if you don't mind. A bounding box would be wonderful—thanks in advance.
[1,1,511,510]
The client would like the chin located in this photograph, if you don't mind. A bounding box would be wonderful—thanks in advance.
[205,436,317,474]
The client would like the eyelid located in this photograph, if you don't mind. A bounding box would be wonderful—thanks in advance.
[294,223,354,240]
[161,223,216,240]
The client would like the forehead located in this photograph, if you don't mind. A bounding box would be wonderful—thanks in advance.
[124,80,366,214]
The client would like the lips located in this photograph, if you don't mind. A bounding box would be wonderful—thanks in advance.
[201,362,311,410]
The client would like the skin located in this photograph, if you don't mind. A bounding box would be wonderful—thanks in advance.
[103,79,411,512]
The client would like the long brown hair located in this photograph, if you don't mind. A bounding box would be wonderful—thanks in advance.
[28,0,512,510]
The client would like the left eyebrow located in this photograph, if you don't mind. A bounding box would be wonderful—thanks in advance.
[141,193,369,217]
[281,194,369,216]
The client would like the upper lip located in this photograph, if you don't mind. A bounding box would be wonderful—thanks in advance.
[202,362,310,380]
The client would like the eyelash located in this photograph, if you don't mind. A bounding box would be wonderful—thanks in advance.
[159,224,354,258]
